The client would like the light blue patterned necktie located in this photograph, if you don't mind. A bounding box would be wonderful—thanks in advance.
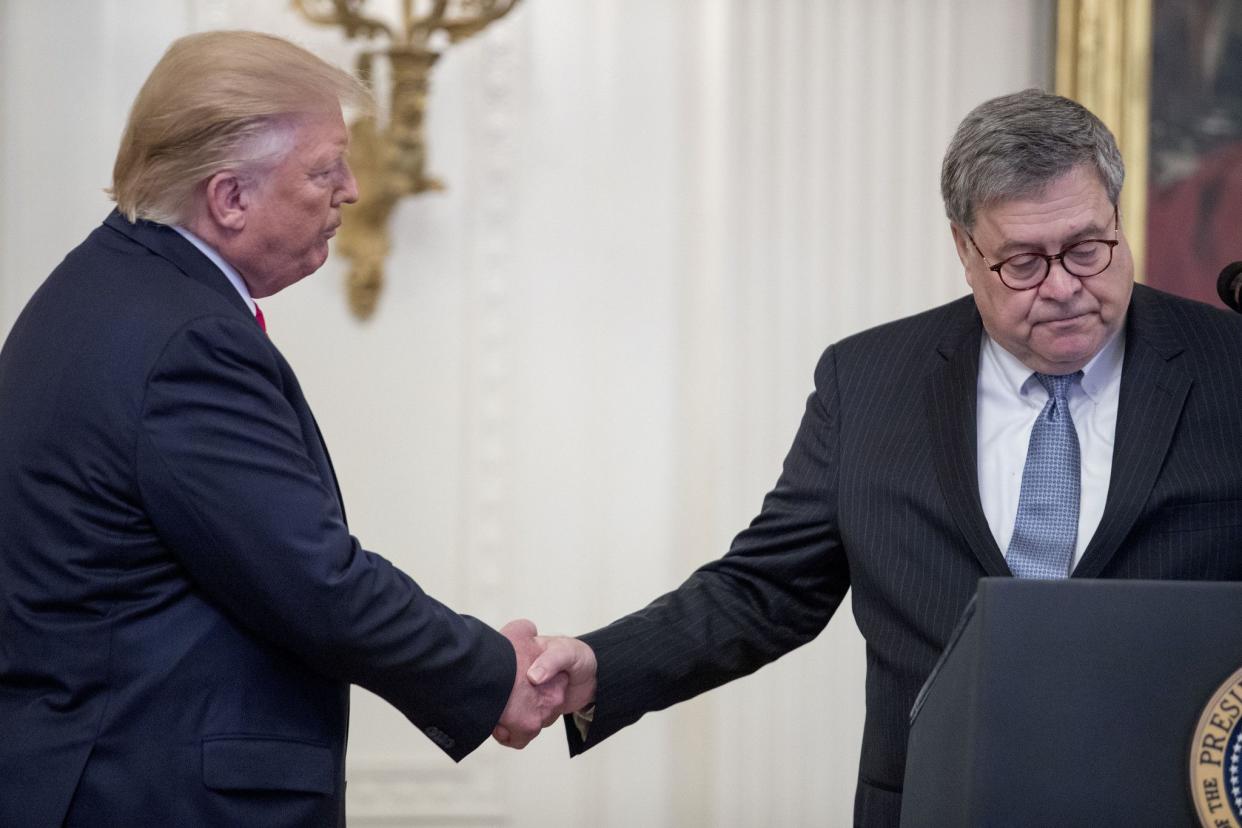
[1006,371,1082,579]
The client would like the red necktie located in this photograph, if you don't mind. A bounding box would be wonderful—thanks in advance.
[254,303,267,334]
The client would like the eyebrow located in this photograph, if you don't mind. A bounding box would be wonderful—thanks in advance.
[307,150,345,170]
[993,220,1113,259]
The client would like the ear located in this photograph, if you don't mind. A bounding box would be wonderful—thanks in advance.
[950,223,981,289]
[202,171,249,232]
[949,223,972,267]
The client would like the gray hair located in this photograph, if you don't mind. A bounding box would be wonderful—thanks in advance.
[940,88,1124,230]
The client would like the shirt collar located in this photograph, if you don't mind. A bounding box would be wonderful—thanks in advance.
[1077,325,1125,401]
[981,324,1126,403]
[172,225,256,315]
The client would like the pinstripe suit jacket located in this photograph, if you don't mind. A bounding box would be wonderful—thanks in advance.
[567,284,1242,826]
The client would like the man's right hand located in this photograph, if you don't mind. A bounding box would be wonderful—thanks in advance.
[490,630,597,748]
[527,635,597,727]
[493,619,569,749]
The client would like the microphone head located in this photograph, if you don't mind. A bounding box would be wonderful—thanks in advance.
[1217,261,1242,313]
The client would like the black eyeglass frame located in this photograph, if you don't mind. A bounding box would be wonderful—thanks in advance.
[965,206,1120,291]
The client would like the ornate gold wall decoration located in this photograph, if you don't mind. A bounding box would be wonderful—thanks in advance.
[293,0,522,318]
[1055,0,1153,281]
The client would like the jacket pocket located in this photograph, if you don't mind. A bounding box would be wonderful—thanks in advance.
[202,736,335,795]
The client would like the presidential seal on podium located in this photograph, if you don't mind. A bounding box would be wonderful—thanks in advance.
[1192,667,1242,827]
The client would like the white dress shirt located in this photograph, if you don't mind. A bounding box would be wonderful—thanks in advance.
[172,225,256,313]
[975,328,1125,572]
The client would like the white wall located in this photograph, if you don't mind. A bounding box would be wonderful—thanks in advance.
[0,0,1052,824]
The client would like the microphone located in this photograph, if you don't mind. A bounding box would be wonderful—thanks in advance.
[1217,261,1242,313]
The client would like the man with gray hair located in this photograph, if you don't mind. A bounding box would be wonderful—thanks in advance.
[521,88,1242,824]
[0,30,562,827]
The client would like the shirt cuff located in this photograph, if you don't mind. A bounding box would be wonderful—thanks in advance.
[572,704,596,742]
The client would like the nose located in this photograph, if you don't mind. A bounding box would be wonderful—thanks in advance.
[1038,257,1080,301]
[336,162,359,206]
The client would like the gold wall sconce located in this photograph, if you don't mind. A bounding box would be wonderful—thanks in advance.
[1055,0,1151,281]
[293,0,522,319]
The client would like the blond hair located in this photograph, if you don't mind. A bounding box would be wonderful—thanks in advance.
[110,30,370,224]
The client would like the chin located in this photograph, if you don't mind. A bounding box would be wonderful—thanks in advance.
[1040,326,1103,357]
[313,245,331,270]
[1044,348,1097,372]
[299,250,330,278]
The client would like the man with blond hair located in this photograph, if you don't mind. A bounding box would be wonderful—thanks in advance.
[0,31,559,827]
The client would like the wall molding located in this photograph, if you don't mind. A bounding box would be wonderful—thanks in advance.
[346,761,504,826]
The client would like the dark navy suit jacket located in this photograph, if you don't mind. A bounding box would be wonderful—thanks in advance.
[566,285,1242,826]
[0,213,514,827]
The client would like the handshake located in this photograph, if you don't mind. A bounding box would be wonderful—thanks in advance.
[493,619,598,749]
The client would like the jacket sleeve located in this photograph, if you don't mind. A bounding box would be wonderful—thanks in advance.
[568,345,851,753]
[134,314,513,761]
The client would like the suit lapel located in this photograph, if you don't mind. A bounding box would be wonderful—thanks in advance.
[104,210,349,521]
[1074,285,1190,578]
[267,357,348,525]
[925,302,1012,577]
[307,408,348,526]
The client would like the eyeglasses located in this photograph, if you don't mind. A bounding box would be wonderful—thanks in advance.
[966,207,1120,291]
